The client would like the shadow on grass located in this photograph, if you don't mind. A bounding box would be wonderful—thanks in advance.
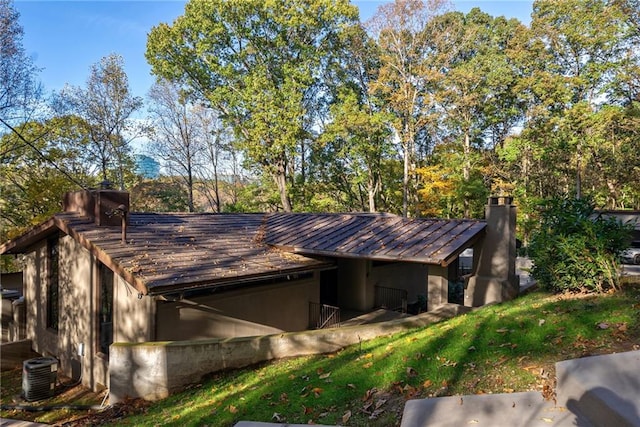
[98,285,640,426]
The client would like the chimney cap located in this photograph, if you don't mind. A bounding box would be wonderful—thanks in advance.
[489,196,513,205]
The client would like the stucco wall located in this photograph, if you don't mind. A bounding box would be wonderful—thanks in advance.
[368,262,428,302]
[24,241,58,362]
[22,236,154,391]
[155,275,320,341]
[337,258,370,311]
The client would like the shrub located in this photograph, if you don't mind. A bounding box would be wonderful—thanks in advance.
[529,197,632,293]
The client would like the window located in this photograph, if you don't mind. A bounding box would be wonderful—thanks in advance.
[47,236,59,331]
[98,263,114,355]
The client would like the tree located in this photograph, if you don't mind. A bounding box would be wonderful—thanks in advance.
[193,103,233,213]
[58,54,143,190]
[529,0,631,199]
[0,0,41,130]
[147,79,233,212]
[424,9,525,217]
[315,25,394,212]
[367,0,448,217]
[147,79,202,212]
[146,0,359,212]
[529,197,632,293]
[0,116,94,238]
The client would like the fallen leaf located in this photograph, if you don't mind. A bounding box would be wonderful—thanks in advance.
[312,387,323,397]
[538,319,546,326]
[280,392,289,402]
[423,379,433,388]
[618,323,628,332]
[342,410,352,423]
[363,387,377,401]
[496,328,510,333]
[272,412,284,422]
[468,345,476,351]
[375,398,387,409]
[597,322,609,329]
[363,362,373,369]
[302,405,313,415]
[228,405,237,414]
[347,383,356,390]
[541,417,554,423]
[406,367,418,377]
[319,372,332,379]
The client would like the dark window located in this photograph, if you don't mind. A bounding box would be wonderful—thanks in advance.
[47,236,59,331]
[98,263,114,355]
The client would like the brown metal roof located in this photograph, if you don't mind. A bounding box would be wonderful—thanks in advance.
[1,211,485,295]
[0,212,332,296]
[264,213,486,266]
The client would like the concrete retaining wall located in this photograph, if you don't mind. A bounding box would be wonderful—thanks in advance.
[109,303,470,404]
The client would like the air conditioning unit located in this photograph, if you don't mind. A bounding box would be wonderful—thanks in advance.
[22,357,58,401]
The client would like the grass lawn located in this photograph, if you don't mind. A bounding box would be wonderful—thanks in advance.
[2,282,639,426]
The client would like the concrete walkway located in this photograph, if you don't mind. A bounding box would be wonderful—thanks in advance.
[400,349,640,427]
[0,421,48,427]
[234,350,640,427]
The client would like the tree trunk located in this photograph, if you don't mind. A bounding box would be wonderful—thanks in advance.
[273,161,292,212]
[463,131,471,218]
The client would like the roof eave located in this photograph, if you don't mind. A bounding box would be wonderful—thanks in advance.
[145,262,336,296]
[0,217,58,255]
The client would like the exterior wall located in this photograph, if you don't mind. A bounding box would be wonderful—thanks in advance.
[465,198,519,307]
[57,235,93,387]
[155,274,320,341]
[24,240,58,362]
[368,262,428,303]
[22,236,153,392]
[337,259,371,311]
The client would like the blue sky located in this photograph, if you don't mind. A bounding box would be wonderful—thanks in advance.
[14,1,534,100]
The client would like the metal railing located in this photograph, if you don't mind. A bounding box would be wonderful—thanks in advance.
[309,302,341,329]
[374,286,408,313]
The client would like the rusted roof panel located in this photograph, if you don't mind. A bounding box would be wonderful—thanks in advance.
[264,213,485,266]
[50,212,332,295]
[1,211,485,295]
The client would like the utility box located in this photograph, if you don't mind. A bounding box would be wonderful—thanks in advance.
[22,357,58,401]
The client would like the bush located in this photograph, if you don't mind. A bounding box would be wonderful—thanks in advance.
[529,197,632,293]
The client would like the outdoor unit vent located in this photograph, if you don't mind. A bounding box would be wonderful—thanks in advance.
[22,357,58,401]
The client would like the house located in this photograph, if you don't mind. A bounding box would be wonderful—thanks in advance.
[0,189,517,393]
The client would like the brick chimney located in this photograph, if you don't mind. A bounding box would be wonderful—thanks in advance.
[63,182,129,227]
[464,196,519,307]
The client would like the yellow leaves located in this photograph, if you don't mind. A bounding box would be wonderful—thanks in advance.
[342,410,352,423]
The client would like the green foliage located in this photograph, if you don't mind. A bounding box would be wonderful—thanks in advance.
[146,0,359,211]
[130,178,190,213]
[529,197,632,293]
[0,117,96,238]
